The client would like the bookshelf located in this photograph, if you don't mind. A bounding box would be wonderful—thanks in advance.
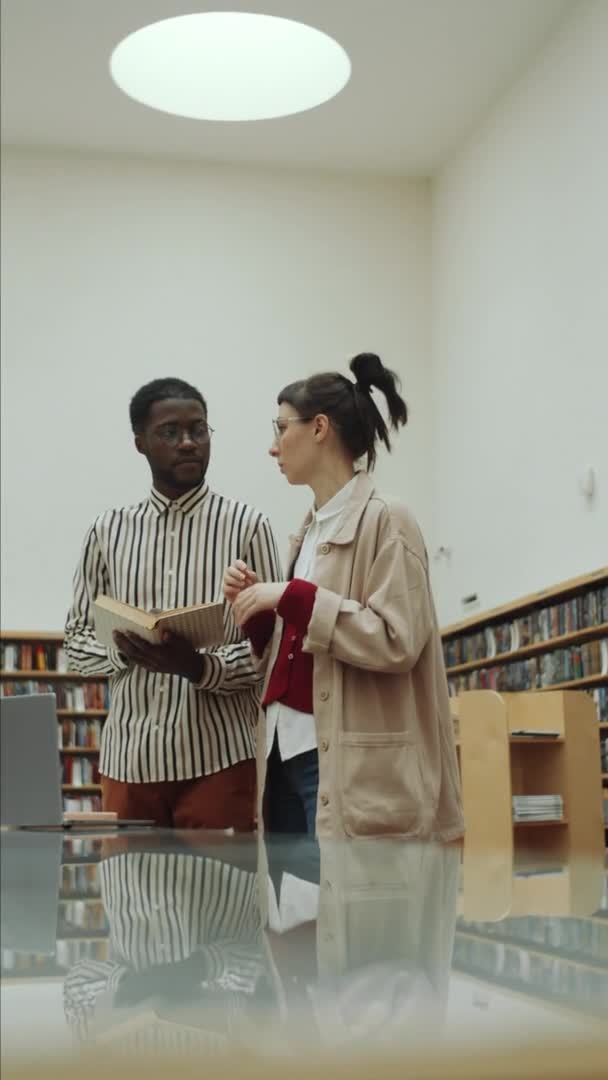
[442,568,608,826]
[0,630,109,811]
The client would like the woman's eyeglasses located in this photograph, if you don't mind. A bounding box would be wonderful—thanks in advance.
[272,417,312,441]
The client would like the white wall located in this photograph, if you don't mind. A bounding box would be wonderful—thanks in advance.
[431,0,608,625]
[0,150,431,630]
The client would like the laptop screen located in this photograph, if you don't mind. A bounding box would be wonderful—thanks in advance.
[0,693,63,826]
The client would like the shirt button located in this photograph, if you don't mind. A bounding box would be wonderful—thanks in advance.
[320,793,329,806]
[288,653,294,660]
[319,689,330,701]
[320,738,329,752]
[320,544,331,555]
[167,569,173,576]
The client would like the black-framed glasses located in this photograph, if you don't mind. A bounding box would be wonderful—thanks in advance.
[272,417,312,441]
[153,421,214,446]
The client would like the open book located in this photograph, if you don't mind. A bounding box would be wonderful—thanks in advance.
[93,594,225,650]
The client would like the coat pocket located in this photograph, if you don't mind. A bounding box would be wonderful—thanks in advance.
[339,731,424,838]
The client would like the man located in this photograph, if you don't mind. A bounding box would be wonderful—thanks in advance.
[65,377,281,828]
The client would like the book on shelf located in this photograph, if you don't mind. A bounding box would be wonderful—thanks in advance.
[93,594,224,650]
[512,794,564,823]
[1,680,109,709]
[442,583,608,669]
[59,718,102,749]
[1,642,68,672]
[63,796,102,813]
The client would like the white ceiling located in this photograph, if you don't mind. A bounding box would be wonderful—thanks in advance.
[1,0,576,177]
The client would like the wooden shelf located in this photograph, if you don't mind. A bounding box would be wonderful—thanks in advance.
[57,709,108,717]
[445,623,608,676]
[599,723,608,730]
[509,736,564,744]
[513,819,569,828]
[1,631,65,642]
[62,784,101,793]
[441,567,607,637]
[1,670,104,680]
[536,673,608,692]
[60,747,100,754]
[63,856,102,866]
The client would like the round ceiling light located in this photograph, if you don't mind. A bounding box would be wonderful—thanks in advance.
[110,12,351,122]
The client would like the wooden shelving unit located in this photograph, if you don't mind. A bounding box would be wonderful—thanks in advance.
[455,689,604,861]
[443,568,608,827]
[1,630,108,811]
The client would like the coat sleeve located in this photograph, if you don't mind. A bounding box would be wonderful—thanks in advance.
[303,537,433,674]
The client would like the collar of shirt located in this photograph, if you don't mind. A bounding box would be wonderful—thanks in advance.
[311,473,358,527]
[149,481,210,517]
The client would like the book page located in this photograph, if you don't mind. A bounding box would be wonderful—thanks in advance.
[158,604,224,649]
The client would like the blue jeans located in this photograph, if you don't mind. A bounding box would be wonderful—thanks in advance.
[266,740,319,835]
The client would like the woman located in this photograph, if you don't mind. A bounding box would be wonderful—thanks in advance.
[224,353,463,841]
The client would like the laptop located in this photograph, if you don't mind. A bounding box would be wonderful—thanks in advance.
[0,693,153,830]
[1,693,63,826]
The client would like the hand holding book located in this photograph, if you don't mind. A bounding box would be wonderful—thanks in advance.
[93,595,225,681]
[113,628,206,681]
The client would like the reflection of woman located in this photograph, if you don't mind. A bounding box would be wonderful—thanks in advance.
[224,353,463,840]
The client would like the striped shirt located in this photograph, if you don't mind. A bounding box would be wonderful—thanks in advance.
[63,848,267,1048]
[65,482,281,782]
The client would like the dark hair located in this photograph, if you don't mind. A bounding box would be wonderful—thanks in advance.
[129,378,207,434]
[277,353,407,470]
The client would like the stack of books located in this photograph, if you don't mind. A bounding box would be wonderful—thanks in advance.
[512,794,564,822]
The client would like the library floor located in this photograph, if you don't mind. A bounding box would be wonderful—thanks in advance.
[1,830,607,1080]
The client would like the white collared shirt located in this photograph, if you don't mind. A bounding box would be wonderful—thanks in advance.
[266,475,358,762]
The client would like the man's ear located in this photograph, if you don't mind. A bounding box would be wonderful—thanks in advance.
[134,434,146,456]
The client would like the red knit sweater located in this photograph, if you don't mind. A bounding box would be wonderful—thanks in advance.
[245,579,318,713]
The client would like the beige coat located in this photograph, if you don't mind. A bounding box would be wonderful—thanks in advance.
[257,471,464,841]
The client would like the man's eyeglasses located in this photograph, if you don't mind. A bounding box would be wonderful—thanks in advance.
[272,417,312,441]
[153,422,214,446]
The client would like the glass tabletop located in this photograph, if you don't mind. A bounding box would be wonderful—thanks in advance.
[1,829,607,1076]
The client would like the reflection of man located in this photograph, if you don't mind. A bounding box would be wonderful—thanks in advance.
[63,837,271,1052]
[65,377,281,827]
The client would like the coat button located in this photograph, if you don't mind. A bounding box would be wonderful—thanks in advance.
[319,689,330,701]
[320,793,329,806]
[288,653,294,660]
[320,543,331,555]
[320,738,329,752]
